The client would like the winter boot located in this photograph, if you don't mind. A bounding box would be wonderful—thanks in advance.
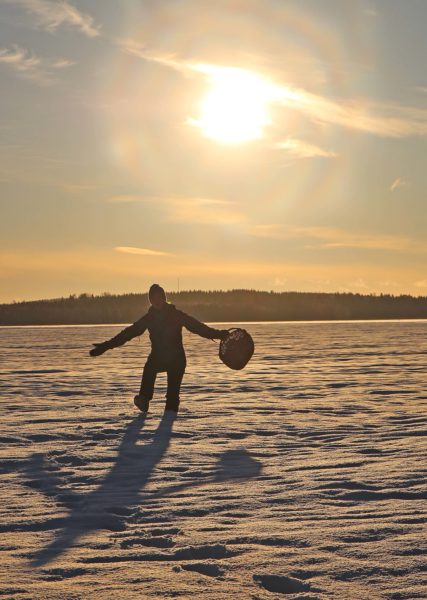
[134,395,150,413]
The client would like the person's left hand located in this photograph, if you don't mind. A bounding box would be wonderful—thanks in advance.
[218,330,229,341]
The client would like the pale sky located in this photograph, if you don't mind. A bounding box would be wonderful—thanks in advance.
[0,0,426,302]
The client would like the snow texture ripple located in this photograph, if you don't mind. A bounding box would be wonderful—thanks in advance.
[0,321,426,599]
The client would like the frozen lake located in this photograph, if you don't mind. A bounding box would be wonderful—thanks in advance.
[1,321,426,599]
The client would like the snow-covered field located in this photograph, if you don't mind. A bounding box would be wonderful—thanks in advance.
[1,321,426,599]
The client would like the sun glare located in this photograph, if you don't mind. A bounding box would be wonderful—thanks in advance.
[191,66,274,144]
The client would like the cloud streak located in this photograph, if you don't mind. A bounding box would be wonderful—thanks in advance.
[114,246,173,257]
[265,80,427,138]
[118,39,186,73]
[390,177,406,192]
[108,195,246,226]
[107,192,426,256]
[5,0,99,37]
[167,197,244,225]
[276,137,337,158]
[0,45,73,84]
[119,43,427,139]
[249,225,427,254]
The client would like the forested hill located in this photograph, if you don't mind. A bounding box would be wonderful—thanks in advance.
[1,290,427,325]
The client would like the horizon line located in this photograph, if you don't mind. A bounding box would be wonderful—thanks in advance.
[2,288,427,306]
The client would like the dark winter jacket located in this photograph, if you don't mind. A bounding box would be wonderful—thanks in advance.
[105,303,223,364]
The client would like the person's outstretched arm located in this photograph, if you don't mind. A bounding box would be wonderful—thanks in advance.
[89,314,148,356]
[180,311,228,340]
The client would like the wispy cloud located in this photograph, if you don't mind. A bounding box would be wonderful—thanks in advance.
[5,0,99,37]
[276,137,337,158]
[297,227,410,251]
[0,45,40,75]
[118,46,427,139]
[114,246,173,257]
[108,194,425,254]
[51,58,75,69]
[168,197,244,225]
[0,45,73,84]
[274,87,427,138]
[119,39,185,72]
[109,194,245,226]
[249,224,427,254]
[390,177,406,192]
[295,227,427,253]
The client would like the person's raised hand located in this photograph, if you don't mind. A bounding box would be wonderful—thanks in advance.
[89,342,109,357]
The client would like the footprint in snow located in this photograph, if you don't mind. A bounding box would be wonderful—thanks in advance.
[253,574,311,595]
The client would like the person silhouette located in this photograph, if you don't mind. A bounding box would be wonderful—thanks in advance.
[90,284,228,414]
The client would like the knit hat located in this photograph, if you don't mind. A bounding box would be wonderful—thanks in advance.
[148,283,166,301]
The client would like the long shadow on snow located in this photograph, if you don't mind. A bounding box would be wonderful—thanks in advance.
[26,413,261,567]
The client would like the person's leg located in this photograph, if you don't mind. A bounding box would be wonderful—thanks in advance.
[165,363,186,413]
[135,356,157,411]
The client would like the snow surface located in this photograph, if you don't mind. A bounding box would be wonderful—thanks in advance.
[0,321,426,599]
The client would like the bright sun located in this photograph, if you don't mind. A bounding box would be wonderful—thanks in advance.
[191,66,274,144]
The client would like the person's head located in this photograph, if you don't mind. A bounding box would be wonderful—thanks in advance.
[148,283,167,309]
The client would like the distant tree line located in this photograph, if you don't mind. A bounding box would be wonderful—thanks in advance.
[1,290,427,325]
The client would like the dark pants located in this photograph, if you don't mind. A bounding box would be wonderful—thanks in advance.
[139,354,186,412]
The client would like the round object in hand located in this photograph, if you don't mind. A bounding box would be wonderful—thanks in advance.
[219,328,254,370]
